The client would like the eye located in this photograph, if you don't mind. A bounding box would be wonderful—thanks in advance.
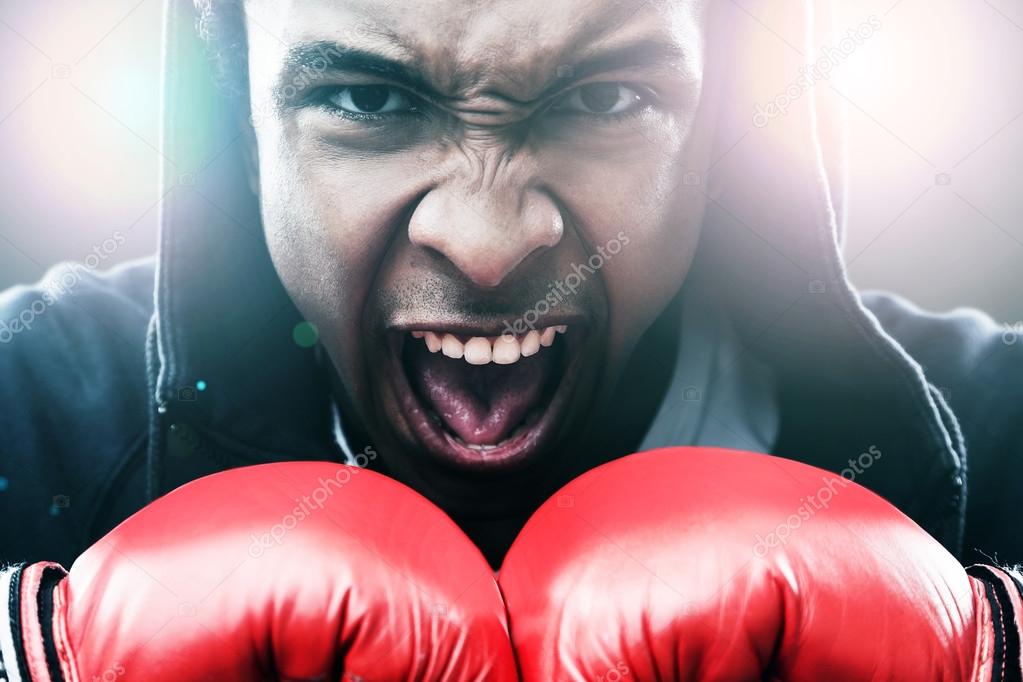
[326,85,418,115]
[549,82,650,116]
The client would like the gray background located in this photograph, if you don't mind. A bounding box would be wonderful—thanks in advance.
[1,0,1021,321]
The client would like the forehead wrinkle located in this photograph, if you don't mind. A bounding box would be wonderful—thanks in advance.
[443,1,695,105]
[268,0,697,109]
[348,1,495,100]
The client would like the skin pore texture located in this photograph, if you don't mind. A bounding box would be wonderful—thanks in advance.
[242,0,716,559]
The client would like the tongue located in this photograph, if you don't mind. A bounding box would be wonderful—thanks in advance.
[406,339,557,445]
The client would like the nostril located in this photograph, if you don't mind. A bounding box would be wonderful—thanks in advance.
[408,187,565,287]
[516,243,556,273]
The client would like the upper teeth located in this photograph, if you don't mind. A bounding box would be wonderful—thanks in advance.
[412,326,567,365]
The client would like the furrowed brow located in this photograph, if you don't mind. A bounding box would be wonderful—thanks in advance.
[275,40,443,105]
[540,38,689,97]
[273,38,688,108]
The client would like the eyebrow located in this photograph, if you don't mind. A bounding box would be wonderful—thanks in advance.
[276,41,444,104]
[276,38,687,105]
[544,39,688,92]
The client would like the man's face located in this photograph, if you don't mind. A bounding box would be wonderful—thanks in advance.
[245,0,714,513]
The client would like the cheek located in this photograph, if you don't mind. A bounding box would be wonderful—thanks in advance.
[608,201,703,330]
[540,138,707,370]
[257,136,428,377]
[597,195,704,373]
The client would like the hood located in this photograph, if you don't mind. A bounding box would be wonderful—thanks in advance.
[146,0,966,553]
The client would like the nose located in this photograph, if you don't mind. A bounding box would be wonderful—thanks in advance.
[408,184,564,288]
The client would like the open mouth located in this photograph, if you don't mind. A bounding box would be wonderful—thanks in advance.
[386,323,585,472]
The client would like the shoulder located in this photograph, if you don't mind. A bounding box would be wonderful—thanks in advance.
[862,290,1023,563]
[0,256,154,345]
[860,291,1020,408]
[0,257,154,402]
[0,258,154,564]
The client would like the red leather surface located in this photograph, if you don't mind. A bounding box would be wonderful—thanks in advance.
[57,461,517,681]
[500,447,991,681]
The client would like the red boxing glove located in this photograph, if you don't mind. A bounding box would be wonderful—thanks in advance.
[2,462,516,681]
[500,447,1023,681]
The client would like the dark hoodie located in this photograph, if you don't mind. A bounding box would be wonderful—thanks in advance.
[1,0,1021,570]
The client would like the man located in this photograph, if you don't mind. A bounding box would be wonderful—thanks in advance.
[1,0,1021,678]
